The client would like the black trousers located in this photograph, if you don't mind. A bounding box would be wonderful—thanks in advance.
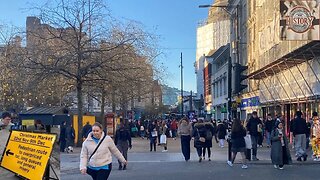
[87,164,112,180]
[203,147,211,158]
[196,147,203,157]
[181,135,191,160]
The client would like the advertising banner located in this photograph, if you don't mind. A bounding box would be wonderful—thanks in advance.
[280,0,320,40]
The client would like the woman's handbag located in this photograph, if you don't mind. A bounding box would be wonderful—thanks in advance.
[160,134,167,144]
[197,128,206,143]
[244,134,252,149]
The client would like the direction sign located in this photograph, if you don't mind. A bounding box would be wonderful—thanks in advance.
[0,131,56,180]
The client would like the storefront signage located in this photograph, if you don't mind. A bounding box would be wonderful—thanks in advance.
[0,131,56,180]
[241,96,260,108]
[280,0,320,40]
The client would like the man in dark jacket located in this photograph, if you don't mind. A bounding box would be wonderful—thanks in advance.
[291,111,308,161]
[246,111,262,161]
[115,122,132,170]
[82,122,92,138]
[265,114,275,148]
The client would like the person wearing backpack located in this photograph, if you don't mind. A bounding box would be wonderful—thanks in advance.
[203,120,215,161]
[115,122,132,170]
[80,122,127,180]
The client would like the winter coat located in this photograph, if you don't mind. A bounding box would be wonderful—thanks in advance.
[178,121,192,136]
[0,121,13,159]
[114,127,132,147]
[82,124,92,138]
[231,127,246,149]
[80,131,126,171]
[270,128,292,165]
[291,117,307,136]
[66,126,75,147]
[246,117,262,136]
[192,122,206,148]
[204,122,215,148]
[148,124,158,138]
[265,119,275,132]
[217,123,227,139]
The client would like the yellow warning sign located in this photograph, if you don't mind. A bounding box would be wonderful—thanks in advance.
[22,119,35,126]
[0,131,56,180]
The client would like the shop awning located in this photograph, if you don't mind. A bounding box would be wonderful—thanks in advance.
[248,41,320,79]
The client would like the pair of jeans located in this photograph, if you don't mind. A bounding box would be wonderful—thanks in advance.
[87,164,112,180]
[181,135,191,160]
[251,135,258,156]
[294,134,306,157]
[150,137,157,151]
[266,131,271,146]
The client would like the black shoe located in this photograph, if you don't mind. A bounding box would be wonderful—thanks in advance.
[118,165,123,170]
[123,165,127,170]
[208,158,211,161]
[297,157,302,161]
[199,157,202,162]
[303,154,308,161]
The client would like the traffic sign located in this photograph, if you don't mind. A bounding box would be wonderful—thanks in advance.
[0,131,56,180]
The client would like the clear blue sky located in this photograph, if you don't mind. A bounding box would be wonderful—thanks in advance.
[0,0,214,93]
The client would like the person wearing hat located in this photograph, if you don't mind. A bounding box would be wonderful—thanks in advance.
[271,121,292,169]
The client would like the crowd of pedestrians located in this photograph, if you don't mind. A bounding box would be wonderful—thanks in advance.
[76,110,320,179]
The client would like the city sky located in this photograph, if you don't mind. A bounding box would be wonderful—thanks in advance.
[0,0,214,93]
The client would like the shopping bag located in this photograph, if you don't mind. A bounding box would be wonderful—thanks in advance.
[160,134,167,144]
[151,131,158,137]
[244,134,252,149]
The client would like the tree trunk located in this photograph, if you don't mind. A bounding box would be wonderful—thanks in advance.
[77,80,84,147]
[100,89,106,130]
[112,86,116,113]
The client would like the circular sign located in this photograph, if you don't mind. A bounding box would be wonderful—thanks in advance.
[286,6,315,33]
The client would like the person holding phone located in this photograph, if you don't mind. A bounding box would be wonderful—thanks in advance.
[271,121,292,170]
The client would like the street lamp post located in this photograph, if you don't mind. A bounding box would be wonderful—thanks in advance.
[199,3,236,162]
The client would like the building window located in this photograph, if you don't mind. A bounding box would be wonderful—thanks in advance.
[224,77,227,95]
[219,80,222,96]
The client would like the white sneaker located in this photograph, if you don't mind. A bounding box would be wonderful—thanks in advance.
[279,166,284,170]
[162,150,168,152]
[241,164,248,169]
[227,161,233,167]
[273,165,278,169]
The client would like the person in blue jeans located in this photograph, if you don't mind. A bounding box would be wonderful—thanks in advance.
[148,120,158,152]
[246,111,263,161]
[265,114,275,148]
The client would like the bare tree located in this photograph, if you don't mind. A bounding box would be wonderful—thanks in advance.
[23,0,160,146]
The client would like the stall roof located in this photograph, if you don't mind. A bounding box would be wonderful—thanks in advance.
[22,106,65,114]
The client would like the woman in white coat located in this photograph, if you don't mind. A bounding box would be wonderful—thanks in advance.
[80,122,127,180]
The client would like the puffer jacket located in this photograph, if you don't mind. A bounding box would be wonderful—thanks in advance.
[192,122,206,148]
[80,131,126,170]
